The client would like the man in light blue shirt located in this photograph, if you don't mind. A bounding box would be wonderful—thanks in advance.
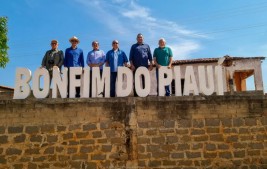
[86,41,106,96]
[106,40,128,97]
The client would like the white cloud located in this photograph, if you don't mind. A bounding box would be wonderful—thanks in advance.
[75,0,206,59]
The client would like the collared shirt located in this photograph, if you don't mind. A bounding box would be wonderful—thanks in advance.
[64,47,84,67]
[129,43,152,68]
[106,49,128,72]
[87,49,106,70]
[153,46,173,66]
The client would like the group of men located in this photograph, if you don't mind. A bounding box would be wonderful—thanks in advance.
[41,33,173,97]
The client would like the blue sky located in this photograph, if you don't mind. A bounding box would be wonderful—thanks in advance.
[0,0,267,91]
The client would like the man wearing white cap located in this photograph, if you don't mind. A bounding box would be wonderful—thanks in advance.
[64,36,84,98]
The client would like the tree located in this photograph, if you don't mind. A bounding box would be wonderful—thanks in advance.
[0,17,9,68]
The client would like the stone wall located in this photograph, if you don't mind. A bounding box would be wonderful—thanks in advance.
[0,94,266,169]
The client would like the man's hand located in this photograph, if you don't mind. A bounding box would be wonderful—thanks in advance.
[167,65,172,69]
[130,65,135,71]
[148,64,153,71]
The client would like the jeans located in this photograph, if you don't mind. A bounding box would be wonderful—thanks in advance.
[156,69,170,96]
[110,72,117,97]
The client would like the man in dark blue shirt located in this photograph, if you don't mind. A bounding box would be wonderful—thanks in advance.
[64,36,84,98]
[129,33,153,96]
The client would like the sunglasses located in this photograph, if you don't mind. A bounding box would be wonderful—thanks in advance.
[51,43,57,45]
[113,42,119,44]
[71,40,78,43]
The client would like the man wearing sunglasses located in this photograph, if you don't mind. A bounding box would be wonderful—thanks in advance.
[41,39,64,83]
[64,36,84,98]
[105,40,128,97]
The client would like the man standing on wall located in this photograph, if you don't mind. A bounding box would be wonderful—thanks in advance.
[41,39,64,84]
[153,38,173,96]
[64,36,84,98]
[87,41,106,97]
[105,40,128,97]
[129,33,153,96]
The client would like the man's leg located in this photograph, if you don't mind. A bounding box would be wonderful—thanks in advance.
[110,72,117,97]
[75,75,81,98]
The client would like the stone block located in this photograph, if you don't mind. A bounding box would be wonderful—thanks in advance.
[233,143,247,149]
[80,139,95,145]
[13,164,23,169]
[148,160,161,167]
[180,135,191,142]
[101,145,112,152]
[177,144,190,151]
[194,135,208,142]
[159,129,175,133]
[104,130,116,137]
[8,126,23,134]
[28,162,37,169]
[68,124,81,131]
[152,152,169,158]
[76,132,89,138]
[91,154,106,160]
[138,153,151,159]
[69,161,82,169]
[226,135,239,142]
[137,137,150,144]
[176,129,189,135]
[206,127,220,134]
[209,134,224,142]
[0,126,5,134]
[25,148,40,155]
[57,126,66,132]
[205,119,220,126]
[256,134,267,141]
[161,145,175,152]
[192,143,203,150]
[110,137,124,144]
[19,157,31,162]
[245,118,257,126]
[218,144,229,150]
[171,152,184,159]
[177,119,192,128]
[63,133,73,140]
[33,156,46,162]
[177,160,193,166]
[223,128,237,134]
[97,138,107,143]
[247,150,260,156]
[138,122,148,128]
[204,152,217,158]
[219,151,232,159]
[149,121,164,128]
[44,147,54,154]
[147,145,159,152]
[83,123,97,131]
[164,120,175,128]
[80,146,94,153]
[166,136,178,144]
[56,146,64,153]
[14,134,26,143]
[221,118,232,127]
[25,126,39,134]
[163,160,176,166]
[152,136,165,144]
[92,131,102,138]
[41,124,55,133]
[72,154,88,160]
[249,142,264,149]
[146,129,157,135]
[46,135,58,143]
[67,147,77,154]
[191,129,205,135]
[58,155,70,161]
[6,148,22,155]
[0,155,6,164]
[233,118,244,127]
[240,135,253,141]
[192,119,204,128]
[30,135,43,142]
[186,151,201,158]
[234,150,245,158]
[205,143,216,151]
[85,162,97,169]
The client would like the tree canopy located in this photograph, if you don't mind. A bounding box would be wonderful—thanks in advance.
[0,17,9,68]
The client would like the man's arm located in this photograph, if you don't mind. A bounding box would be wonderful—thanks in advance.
[168,57,173,69]
[57,50,64,67]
